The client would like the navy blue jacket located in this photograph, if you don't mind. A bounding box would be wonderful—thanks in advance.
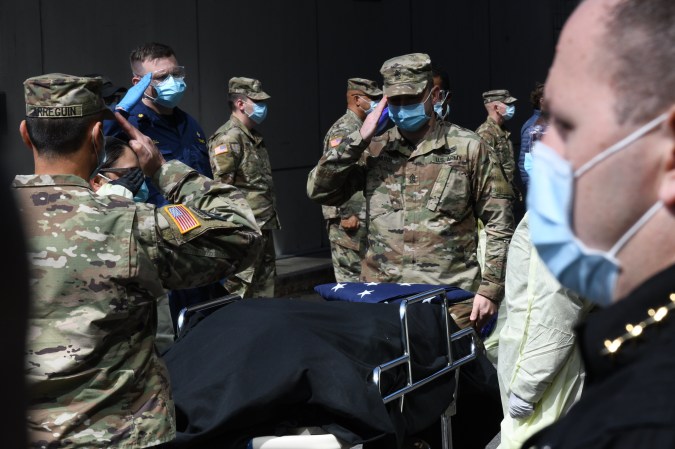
[106,101,213,207]
[518,109,541,190]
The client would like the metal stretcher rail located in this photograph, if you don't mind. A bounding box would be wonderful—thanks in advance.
[369,287,481,449]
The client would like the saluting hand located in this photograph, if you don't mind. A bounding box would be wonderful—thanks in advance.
[359,96,388,142]
[114,111,166,177]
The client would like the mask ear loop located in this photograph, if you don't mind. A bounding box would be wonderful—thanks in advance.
[607,200,663,258]
[575,113,668,177]
[142,73,171,103]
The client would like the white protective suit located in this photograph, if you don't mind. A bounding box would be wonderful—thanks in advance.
[496,213,594,449]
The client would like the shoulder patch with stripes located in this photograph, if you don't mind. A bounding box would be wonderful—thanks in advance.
[164,204,201,234]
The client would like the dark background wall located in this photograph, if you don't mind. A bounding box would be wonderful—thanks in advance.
[0,0,578,258]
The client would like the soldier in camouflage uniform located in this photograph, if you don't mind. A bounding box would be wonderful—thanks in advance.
[476,90,518,185]
[15,74,262,448]
[476,89,523,219]
[307,54,514,331]
[208,77,280,298]
[322,78,382,282]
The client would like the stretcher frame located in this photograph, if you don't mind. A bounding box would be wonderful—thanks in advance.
[176,288,480,449]
[370,287,480,449]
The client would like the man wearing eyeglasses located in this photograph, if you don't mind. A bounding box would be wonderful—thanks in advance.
[109,42,223,330]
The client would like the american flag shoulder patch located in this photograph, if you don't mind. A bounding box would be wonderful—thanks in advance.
[214,144,229,155]
[330,137,342,148]
[164,204,201,234]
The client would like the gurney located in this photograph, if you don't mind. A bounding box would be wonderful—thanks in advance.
[164,287,485,449]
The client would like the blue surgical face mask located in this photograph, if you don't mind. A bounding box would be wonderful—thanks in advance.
[388,90,432,132]
[247,101,268,124]
[152,76,186,109]
[133,181,150,203]
[527,113,668,306]
[358,96,378,115]
[523,151,533,179]
[503,104,515,121]
[434,91,450,120]
[433,102,450,120]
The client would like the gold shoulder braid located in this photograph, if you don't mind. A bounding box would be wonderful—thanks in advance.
[602,293,675,355]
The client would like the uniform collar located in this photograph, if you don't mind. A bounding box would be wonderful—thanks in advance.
[345,109,364,124]
[386,119,450,158]
[577,263,675,383]
[13,173,92,189]
[230,114,261,141]
[132,101,185,124]
[486,116,510,137]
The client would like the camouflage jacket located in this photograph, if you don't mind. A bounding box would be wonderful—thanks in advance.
[14,160,261,448]
[321,110,367,222]
[208,115,280,230]
[476,117,515,185]
[307,120,514,301]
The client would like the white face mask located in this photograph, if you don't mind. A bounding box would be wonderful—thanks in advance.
[357,96,377,114]
[527,112,667,306]
[433,90,450,120]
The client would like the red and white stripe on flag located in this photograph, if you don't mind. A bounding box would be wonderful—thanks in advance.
[164,204,201,234]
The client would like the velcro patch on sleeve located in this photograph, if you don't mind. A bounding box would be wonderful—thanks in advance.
[164,204,201,234]
[330,137,342,148]
[214,144,229,155]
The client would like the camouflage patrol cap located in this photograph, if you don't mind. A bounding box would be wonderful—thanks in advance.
[482,89,517,104]
[24,73,115,119]
[380,53,432,97]
[347,78,383,97]
[228,77,271,101]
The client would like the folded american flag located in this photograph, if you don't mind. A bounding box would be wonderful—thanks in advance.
[314,282,474,305]
[313,282,496,339]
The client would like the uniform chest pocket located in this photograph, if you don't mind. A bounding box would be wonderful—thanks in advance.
[365,158,403,219]
[426,163,471,221]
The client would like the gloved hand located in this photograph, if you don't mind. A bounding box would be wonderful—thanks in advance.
[375,106,391,135]
[110,167,145,196]
[508,392,535,419]
[115,73,152,112]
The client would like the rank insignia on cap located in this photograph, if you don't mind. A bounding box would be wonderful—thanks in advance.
[330,137,342,148]
[214,144,229,155]
[164,204,201,234]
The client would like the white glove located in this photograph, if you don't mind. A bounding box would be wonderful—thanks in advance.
[508,392,535,419]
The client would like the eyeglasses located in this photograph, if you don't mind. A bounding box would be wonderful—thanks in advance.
[134,66,186,83]
[99,167,140,177]
[155,66,186,82]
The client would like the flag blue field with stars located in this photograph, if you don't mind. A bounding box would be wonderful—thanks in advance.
[313,282,496,338]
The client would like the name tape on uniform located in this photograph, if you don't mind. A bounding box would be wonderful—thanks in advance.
[27,105,83,118]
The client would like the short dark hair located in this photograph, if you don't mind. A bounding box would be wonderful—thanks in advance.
[25,114,100,158]
[431,66,451,92]
[129,42,175,72]
[228,93,247,112]
[99,137,131,171]
[529,82,545,109]
[604,0,675,124]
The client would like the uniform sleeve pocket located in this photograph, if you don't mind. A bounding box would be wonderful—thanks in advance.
[426,166,452,211]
